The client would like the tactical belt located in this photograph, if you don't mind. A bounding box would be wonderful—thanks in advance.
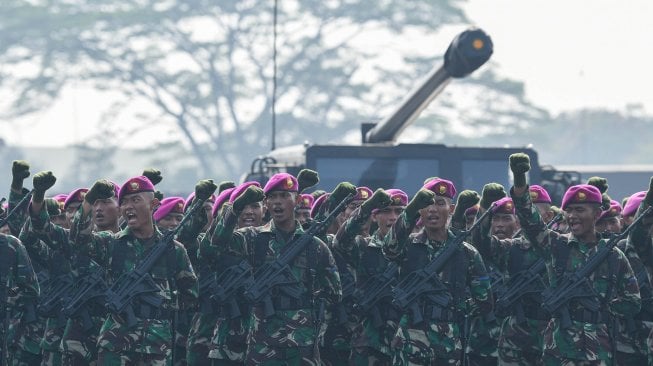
[567,308,606,324]
[273,294,312,311]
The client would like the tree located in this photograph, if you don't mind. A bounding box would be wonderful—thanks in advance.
[1,0,547,181]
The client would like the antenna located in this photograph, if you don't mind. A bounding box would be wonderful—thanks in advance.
[271,0,278,151]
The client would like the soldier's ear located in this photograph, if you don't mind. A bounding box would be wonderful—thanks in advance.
[449,202,456,215]
[151,196,160,212]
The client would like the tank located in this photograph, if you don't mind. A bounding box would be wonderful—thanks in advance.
[244,28,578,204]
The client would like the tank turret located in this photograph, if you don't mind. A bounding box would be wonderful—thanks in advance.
[363,28,493,143]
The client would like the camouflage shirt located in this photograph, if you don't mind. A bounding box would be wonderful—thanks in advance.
[69,208,198,355]
[209,207,342,348]
[512,186,641,362]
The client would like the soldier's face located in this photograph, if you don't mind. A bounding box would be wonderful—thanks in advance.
[120,192,157,231]
[419,196,453,231]
[202,201,213,231]
[295,208,311,225]
[491,213,519,239]
[564,203,601,239]
[264,191,296,226]
[64,202,81,229]
[373,205,403,236]
[157,213,183,231]
[93,197,119,230]
[238,202,265,228]
[596,216,621,234]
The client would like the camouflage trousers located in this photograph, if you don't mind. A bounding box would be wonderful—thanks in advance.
[467,354,496,366]
[186,312,218,366]
[97,350,169,366]
[349,346,392,366]
[7,348,42,366]
[244,344,319,365]
[541,354,607,366]
[207,317,248,363]
[615,351,647,366]
[497,347,543,366]
[60,316,102,366]
[41,350,63,366]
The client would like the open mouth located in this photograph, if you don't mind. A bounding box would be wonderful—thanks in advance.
[241,217,256,226]
[125,212,137,224]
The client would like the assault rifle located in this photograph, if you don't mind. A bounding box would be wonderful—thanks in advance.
[243,194,354,318]
[541,206,653,329]
[351,262,398,327]
[37,273,74,327]
[200,260,253,319]
[494,212,564,321]
[391,205,494,324]
[333,271,356,325]
[105,198,205,327]
[62,264,108,331]
[0,191,33,230]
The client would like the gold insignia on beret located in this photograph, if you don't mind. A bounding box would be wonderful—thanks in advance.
[577,192,586,201]
[392,196,402,205]
[530,191,538,200]
[438,185,447,195]
[303,198,309,206]
[611,208,617,214]
[505,202,513,210]
[177,203,184,210]
[285,177,293,189]
[79,191,86,199]
[130,182,140,191]
[360,190,369,199]
[58,202,65,210]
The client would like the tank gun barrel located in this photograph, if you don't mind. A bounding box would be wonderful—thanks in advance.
[364,28,493,144]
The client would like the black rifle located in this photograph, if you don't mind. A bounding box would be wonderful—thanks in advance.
[243,194,354,318]
[198,259,253,319]
[494,212,564,321]
[332,271,356,325]
[37,273,74,328]
[104,198,205,327]
[391,205,494,325]
[0,191,33,229]
[351,262,399,327]
[541,206,653,329]
[62,264,108,331]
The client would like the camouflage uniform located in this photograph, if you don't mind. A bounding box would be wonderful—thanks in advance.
[512,187,641,365]
[1,233,41,366]
[333,207,397,365]
[384,212,493,366]
[618,202,653,365]
[471,213,550,366]
[208,206,342,365]
[69,208,198,365]
[5,189,44,366]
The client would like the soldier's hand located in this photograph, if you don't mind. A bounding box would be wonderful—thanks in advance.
[44,198,61,216]
[453,190,480,220]
[297,169,319,193]
[480,183,506,210]
[311,190,327,200]
[233,186,264,214]
[154,190,164,201]
[600,193,612,211]
[360,189,392,215]
[218,181,236,194]
[587,176,609,194]
[645,177,653,206]
[11,160,30,190]
[406,189,436,221]
[85,179,115,205]
[195,179,217,201]
[329,182,357,207]
[32,171,56,202]
[509,153,530,187]
[142,168,163,186]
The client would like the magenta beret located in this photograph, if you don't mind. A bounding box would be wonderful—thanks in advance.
[118,176,155,204]
[529,185,552,204]
[354,187,373,201]
[212,187,236,218]
[465,204,479,217]
[561,184,602,210]
[311,193,329,219]
[598,200,622,221]
[297,194,314,210]
[622,191,646,218]
[64,188,88,209]
[385,189,408,206]
[229,181,262,204]
[491,197,515,214]
[423,178,457,199]
[154,197,185,222]
[263,173,298,194]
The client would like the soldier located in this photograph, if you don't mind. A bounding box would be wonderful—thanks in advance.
[208,173,343,365]
[205,181,264,366]
[295,194,314,226]
[91,183,120,233]
[62,189,87,230]
[621,191,645,230]
[508,153,641,365]
[50,195,68,229]
[528,185,556,225]
[595,200,622,235]
[154,197,186,232]
[385,179,493,366]
[186,185,235,366]
[68,176,199,365]
[1,232,41,366]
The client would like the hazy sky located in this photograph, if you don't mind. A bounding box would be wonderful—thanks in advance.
[4,0,653,147]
